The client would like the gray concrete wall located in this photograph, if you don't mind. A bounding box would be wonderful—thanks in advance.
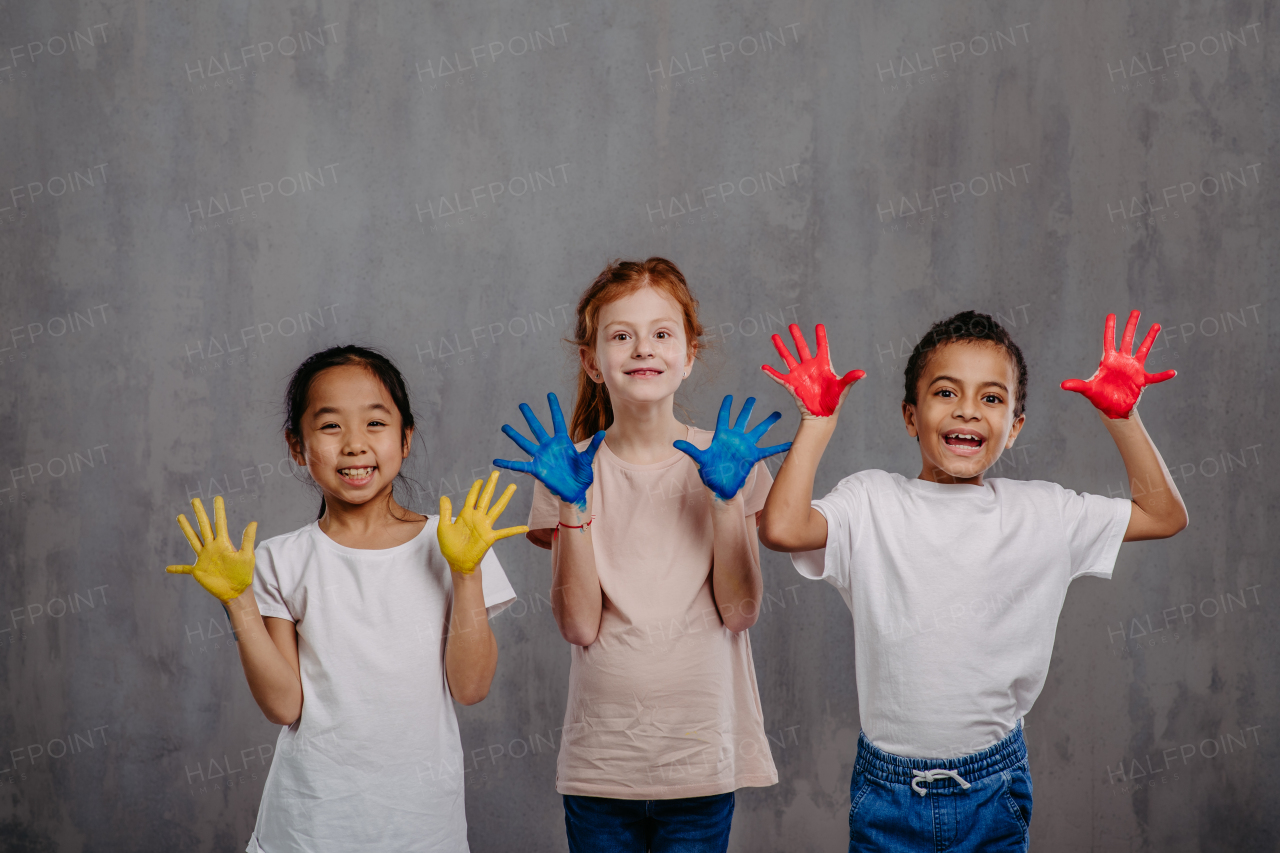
[0,1,1274,850]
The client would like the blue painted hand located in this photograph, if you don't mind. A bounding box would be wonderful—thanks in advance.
[493,392,606,510]
[674,395,792,501]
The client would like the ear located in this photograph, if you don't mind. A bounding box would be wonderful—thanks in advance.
[579,346,601,382]
[286,430,308,468]
[901,401,919,438]
[1004,413,1026,448]
[684,340,698,375]
[402,426,415,458]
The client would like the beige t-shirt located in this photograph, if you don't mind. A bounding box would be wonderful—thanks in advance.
[527,426,779,799]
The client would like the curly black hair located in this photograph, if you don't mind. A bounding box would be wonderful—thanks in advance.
[903,310,1028,418]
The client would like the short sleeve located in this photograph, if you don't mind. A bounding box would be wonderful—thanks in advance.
[527,476,561,534]
[1060,487,1132,580]
[251,544,294,621]
[741,459,774,516]
[527,436,599,547]
[478,548,518,619]
[789,474,864,591]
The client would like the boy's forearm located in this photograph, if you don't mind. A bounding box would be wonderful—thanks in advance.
[760,417,836,550]
[1101,409,1189,538]
[445,569,498,705]
[709,495,764,632]
[225,594,303,724]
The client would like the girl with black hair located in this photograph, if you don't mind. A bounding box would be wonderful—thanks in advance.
[165,345,527,852]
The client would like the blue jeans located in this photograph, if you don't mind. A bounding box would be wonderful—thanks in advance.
[848,723,1033,852]
[563,792,735,853]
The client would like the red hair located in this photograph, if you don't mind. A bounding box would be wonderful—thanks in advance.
[569,258,705,441]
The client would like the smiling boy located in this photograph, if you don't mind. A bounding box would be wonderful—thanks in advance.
[758,310,1187,852]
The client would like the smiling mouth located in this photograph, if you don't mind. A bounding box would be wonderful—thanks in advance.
[942,432,986,453]
[338,466,377,483]
[624,368,664,377]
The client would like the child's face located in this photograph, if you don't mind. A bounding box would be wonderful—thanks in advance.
[902,341,1025,485]
[582,285,695,408]
[288,364,413,508]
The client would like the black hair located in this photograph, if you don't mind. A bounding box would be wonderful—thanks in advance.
[903,310,1028,418]
[283,345,418,520]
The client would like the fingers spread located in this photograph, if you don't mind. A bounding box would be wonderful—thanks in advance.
[770,333,799,370]
[192,498,214,545]
[757,441,793,459]
[789,323,814,361]
[213,495,229,541]
[439,495,454,523]
[715,395,734,432]
[177,514,203,554]
[672,440,702,463]
[493,458,533,475]
[839,369,866,388]
[166,564,195,575]
[1102,313,1118,354]
[240,520,258,554]
[748,410,782,440]
[520,402,551,443]
[581,430,607,464]
[1061,378,1090,393]
[548,392,569,435]
[477,471,500,513]
[488,482,518,521]
[493,524,531,541]
[501,424,539,458]
[1120,310,1141,354]
[815,323,831,361]
[1135,323,1161,362]
[733,396,757,432]
[761,364,789,384]
[1144,369,1177,384]
[463,478,483,512]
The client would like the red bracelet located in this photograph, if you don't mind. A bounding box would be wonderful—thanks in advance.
[557,515,596,530]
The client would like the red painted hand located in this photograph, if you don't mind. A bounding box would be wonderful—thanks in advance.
[761,323,865,418]
[1061,310,1176,419]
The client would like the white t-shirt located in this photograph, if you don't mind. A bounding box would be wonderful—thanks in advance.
[792,470,1130,759]
[245,519,515,853]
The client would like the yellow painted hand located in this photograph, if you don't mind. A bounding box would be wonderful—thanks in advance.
[166,496,259,602]
[438,472,529,574]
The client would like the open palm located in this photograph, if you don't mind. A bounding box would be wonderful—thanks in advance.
[438,471,529,574]
[762,323,865,418]
[1061,310,1176,419]
[675,395,792,500]
[166,496,258,602]
[494,392,605,509]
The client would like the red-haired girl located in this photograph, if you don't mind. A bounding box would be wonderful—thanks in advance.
[495,258,790,853]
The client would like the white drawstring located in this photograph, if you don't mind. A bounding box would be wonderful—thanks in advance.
[911,768,972,796]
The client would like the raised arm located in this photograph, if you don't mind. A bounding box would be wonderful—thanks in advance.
[757,324,864,552]
[494,393,606,646]
[438,472,528,704]
[167,496,303,725]
[1061,310,1189,541]
[674,395,791,631]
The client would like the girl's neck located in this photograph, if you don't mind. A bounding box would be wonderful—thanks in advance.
[318,487,425,549]
[604,396,688,465]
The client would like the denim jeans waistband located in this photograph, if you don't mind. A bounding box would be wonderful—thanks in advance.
[854,723,1026,791]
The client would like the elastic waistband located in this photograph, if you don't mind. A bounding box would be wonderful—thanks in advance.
[854,724,1026,791]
